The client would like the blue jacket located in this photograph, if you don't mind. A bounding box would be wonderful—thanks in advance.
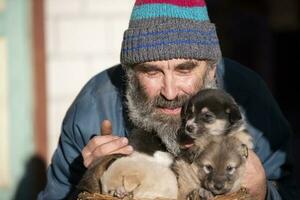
[38,58,299,199]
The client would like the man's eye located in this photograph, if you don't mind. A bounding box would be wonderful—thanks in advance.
[145,70,160,76]
[177,69,192,75]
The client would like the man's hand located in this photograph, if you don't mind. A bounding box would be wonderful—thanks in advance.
[81,120,133,168]
[242,150,267,200]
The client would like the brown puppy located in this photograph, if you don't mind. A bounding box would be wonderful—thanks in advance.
[195,137,249,196]
[174,137,249,200]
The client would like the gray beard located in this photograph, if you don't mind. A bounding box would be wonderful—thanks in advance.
[125,68,217,155]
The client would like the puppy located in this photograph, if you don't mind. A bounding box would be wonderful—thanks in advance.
[177,88,253,162]
[195,137,249,196]
[174,137,249,200]
[77,129,178,200]
[174,89,253,199]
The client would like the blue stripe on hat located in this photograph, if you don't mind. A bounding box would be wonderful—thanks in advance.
[131,4,209,21]
[125,29,216,40]
[122,39,219,52]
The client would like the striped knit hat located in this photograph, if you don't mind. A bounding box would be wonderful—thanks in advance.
[120,0,222,66]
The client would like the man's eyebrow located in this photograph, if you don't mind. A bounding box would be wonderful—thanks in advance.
[133,60,199,71]
[133,63,160,71]
[175,61,199,70]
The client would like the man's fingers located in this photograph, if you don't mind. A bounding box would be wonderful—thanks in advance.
[92,137,130,157]
[83,155,93,168]
[82,137,127,168]
[110,145,134,155]
[82,135,119,157]
[82,120,131,168]
[83,144,133,168]
[101,120,112,136]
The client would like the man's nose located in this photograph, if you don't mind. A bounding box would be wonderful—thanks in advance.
[161,75,178,100]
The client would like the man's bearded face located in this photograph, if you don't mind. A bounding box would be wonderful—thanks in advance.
[125,59,217,153]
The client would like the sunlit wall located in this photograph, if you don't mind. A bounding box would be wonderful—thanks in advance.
[45,0,134,161]
[0,0,34,199]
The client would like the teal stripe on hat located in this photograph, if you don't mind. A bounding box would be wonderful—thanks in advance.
[131,4,209,21]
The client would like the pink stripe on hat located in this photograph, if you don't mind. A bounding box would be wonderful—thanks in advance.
[135,0,206,7]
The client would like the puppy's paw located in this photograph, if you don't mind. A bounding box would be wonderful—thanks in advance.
[199,187,214,200]
[108,186,128,198]
[187,189,201,200]
[187,188,214,200]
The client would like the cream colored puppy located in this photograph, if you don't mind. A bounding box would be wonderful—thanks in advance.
[77,129,178,200]
[101,151,178,199]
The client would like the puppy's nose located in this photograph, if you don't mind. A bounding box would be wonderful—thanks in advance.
[185,124,195,133]
[214,183,224,190]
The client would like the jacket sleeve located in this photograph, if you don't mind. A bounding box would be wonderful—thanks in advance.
[245,77,299,200]
[38,66,127,200]
[37,103,87,200]
[266,181,282,200]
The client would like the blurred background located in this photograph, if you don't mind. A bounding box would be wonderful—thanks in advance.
[0,0,299,199]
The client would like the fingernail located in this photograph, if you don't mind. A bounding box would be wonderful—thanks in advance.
[121,137,128,144]
[127,145,133,152]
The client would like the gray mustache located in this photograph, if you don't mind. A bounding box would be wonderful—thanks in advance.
[152,95,189,109]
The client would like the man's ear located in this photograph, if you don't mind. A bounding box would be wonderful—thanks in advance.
[207,63,217,81]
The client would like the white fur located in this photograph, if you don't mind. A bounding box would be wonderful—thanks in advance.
[205,119,227,135]
[153,151,174,166]
[201,107,209,112]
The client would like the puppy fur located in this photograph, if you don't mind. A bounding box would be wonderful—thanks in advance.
[172,158,200,200]
[178,88,253,162]
[77,129,178,200]
[77,154,123,193]
[196,137,249,195]
[174,89,253,199]
[174,137,249,199]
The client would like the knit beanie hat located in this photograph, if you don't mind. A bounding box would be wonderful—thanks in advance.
[120,0,222,66]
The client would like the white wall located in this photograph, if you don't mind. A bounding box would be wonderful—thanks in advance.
[45,0,134,161]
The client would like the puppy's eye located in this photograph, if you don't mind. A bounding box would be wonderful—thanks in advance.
[203,165,213,174]
[201,112,215,123]
[226,166,236,175]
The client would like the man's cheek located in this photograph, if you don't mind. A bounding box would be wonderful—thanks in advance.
[140,82,162,99]
[180,80,202,94]
[138,76,161,99]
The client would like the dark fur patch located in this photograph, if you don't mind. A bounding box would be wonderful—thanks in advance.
[128,128,167,155]
[185,89,241,124]
[178,88,243,143]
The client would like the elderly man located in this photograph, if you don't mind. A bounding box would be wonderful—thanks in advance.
[38,0,299,199]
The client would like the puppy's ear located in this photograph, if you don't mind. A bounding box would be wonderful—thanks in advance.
[76,154,122,193]
[228,104,242,124]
